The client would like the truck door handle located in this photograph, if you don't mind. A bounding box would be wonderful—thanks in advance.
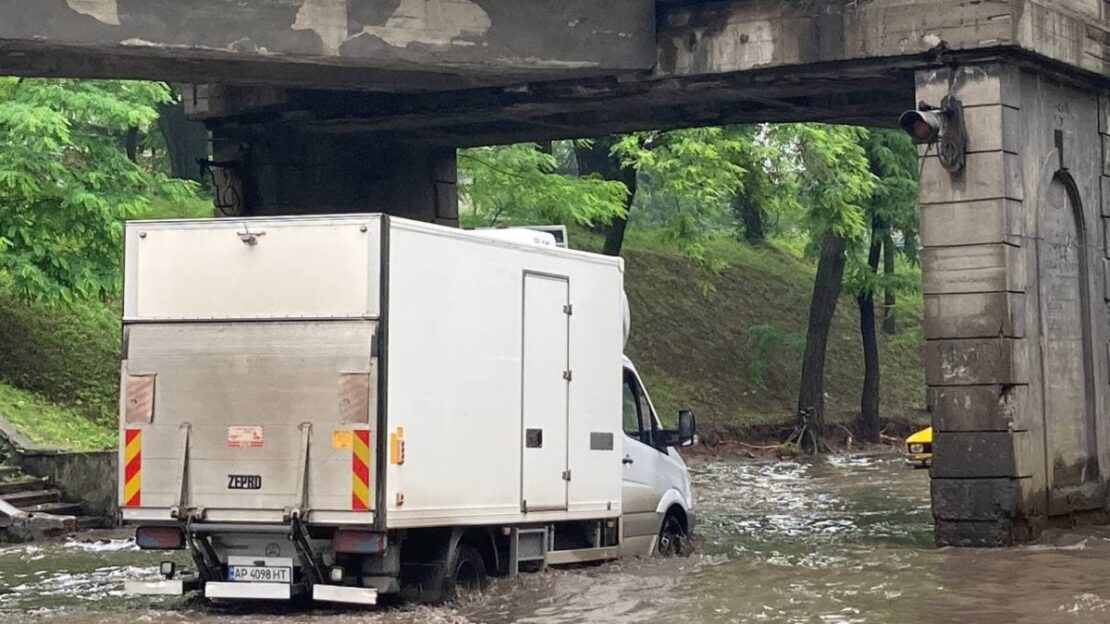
[622,456,634,465]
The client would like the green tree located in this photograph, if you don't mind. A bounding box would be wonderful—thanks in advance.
[573,135,639,255]
[458,142,628,228]
[780,123,875,453]
[0,78,196,301]
[721,125,801,245]
[610,127,753,261]
[847,129,920,443]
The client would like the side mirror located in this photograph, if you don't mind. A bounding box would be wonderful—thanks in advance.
[678,410,697,447]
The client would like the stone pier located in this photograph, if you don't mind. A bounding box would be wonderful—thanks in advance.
[922,64,1110,545]
[207,122,458,225]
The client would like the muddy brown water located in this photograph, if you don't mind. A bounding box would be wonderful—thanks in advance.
[3,455,1110,623]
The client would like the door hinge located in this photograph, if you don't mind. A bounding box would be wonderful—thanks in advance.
[562,470,572,481]
[563,303,573,315]
[562,370,573,381]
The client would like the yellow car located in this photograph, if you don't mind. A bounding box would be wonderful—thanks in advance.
[905,427,933,468]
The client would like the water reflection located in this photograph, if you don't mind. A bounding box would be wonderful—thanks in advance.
[3,456,1110,623]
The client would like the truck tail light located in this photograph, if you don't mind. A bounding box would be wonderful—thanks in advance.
[135,526,184,550]
[333,529,386,554]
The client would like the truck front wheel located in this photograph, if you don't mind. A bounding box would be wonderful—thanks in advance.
[656,512,691,557]
[444,543,487,601]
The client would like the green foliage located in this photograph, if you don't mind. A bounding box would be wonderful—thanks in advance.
[0,380,115,450]
[458,143,628,227]
[862,129,920,244]
[608,230,926,442]
[0,274,119,424]
[747,323,806,385]
[0,78,198,301]
[138,195,214,221]
[726,125,804,238]
[844,129,922,298]
[614,128,747,207]
[773,123,876,242]
[617,127,761,265]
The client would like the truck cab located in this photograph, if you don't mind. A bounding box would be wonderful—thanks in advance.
[620,357,695,558]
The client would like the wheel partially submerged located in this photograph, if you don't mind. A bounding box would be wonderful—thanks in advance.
[656,513,692,557]
[444,543,488,601]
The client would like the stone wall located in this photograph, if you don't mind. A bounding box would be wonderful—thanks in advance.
[15,451,118,519]
[920,63,1110,545]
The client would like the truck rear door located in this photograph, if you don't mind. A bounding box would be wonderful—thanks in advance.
[118,216,382,525]
[123,321,377,523]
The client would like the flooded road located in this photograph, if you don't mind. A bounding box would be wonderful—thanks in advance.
[3,454,1110,623]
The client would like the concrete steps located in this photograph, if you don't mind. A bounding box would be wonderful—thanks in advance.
[0,464,89,522]
[23,501,85,516]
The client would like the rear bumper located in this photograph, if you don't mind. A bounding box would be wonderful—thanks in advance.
[126,579,378,606]
[904,454,932,468]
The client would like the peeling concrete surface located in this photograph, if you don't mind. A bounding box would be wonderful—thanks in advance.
[0,0,656,86]
[354,0,491,49]
[65,0,119,26]
[294,0,349,55]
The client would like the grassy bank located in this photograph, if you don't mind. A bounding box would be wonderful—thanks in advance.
[0,197,210,450]
[0,223,927,450]
[0,382,116,450]
[575,229,927,443]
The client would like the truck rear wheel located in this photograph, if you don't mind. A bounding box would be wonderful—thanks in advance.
[444,543,487,601]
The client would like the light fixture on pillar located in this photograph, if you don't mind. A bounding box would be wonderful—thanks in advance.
[899,94,967,173]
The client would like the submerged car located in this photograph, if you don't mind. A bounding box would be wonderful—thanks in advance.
[905,427,933,468]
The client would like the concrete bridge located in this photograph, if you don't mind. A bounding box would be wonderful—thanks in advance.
[3,0,1110,546]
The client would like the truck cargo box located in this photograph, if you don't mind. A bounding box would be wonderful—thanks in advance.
[119,215,624,530]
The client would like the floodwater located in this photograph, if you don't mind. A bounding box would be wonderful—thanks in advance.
[3,454,1110,623]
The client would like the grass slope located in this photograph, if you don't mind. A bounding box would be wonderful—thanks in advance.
[0,382,115,450]
[579,230,927,442]
[0,197,210,449]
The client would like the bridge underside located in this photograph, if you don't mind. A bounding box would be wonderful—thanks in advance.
[2,0,1110,546]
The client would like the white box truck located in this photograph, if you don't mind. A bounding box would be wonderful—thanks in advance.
[120,215,695,605]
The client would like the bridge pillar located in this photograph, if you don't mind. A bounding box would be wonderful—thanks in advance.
[205,121,458,226]
[921,63,1110,545]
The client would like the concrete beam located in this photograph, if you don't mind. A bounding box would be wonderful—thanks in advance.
[0,0,655,89]
[659,0,1110,82]
[656,0,1017,78]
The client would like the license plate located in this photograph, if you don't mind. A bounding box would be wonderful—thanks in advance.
[228,565,292,583]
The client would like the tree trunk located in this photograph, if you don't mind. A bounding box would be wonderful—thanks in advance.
[732,192,764,243]
[882,229,897,334]
[157,96,209,182]
[795,232,848,453]
[858,221,884,444]
[574,136,638,256]
[124,127,140,163]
